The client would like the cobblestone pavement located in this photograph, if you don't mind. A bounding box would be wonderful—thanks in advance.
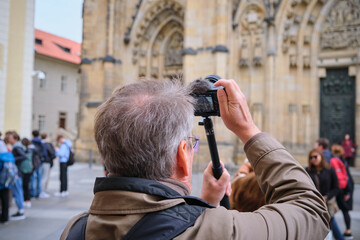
[0,162,359,240]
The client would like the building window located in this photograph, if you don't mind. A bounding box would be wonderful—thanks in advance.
[59,112,67,129]
[61,76,67,92]
[38,115,45,132]
[35,38,42,45]
[55,43,71,53]
[38,72,46,89]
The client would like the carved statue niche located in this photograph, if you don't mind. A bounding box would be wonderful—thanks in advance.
[164,32,183,67]
[321,0,360,50]
[289,46,297,68]
[253,38,263,67]
[239,39,249,67]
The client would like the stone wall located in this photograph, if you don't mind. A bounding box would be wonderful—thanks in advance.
[78,0,360,167]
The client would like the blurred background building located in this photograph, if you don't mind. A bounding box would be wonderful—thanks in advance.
[77,0,360,166]
[33,29,80,141]
[0,0,35,138]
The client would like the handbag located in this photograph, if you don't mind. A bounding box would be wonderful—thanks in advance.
[326,197,338,218]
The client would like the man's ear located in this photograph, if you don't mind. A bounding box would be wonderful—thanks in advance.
[175,140,190,178]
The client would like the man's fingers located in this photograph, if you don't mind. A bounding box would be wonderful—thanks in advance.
[218,165,230,186]
[214,79,240,100]
[217,88,228,115]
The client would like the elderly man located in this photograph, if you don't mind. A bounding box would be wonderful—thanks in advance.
[61,79,329,239]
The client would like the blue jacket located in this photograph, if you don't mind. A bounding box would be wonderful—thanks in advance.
[0,139,7,153]
[56,140,72,163]
[322,149,332,163]
[0,152,16,189]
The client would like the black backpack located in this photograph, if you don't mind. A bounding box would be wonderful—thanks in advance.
[33,141,45,162]
[45,142,56,161]
[64,143,75,166]
[31,147,42,170]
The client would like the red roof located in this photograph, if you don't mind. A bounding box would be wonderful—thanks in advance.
[34,29,81,64]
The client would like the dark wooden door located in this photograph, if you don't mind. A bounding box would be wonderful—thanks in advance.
[320,68,356,145]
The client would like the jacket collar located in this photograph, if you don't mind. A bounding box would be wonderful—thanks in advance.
[90,177,213,215]
[94,177,186,198]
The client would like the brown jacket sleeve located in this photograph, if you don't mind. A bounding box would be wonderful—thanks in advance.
[178,132,330,240]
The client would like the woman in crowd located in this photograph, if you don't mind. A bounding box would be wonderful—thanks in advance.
[305,149,340,239]
[332,144,354,239]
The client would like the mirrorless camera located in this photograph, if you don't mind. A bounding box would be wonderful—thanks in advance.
[190,74,224,117]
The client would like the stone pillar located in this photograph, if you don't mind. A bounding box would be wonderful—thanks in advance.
[265,23,276,136]
[214,0,228,77]
[183,0,199,84]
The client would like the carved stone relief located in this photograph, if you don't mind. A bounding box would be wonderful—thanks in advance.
[239,3,266,36]
[321,0,360,50]
[239,39,249,67]
[131,0,184,78]
[237,2,265,68]
[164,32,183,67]
[132,0,184,65]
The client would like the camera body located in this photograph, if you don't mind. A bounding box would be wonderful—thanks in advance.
[192,74,224,117]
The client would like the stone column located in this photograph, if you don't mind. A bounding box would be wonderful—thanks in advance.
[183,0,199,84]
[214,0,228,77]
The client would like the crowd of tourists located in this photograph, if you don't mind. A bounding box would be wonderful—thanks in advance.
[0,130,72,223]
[230,134,357,240]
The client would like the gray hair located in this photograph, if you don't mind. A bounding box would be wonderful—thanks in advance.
[94,80,195,180]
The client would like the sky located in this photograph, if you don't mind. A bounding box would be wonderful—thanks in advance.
[35,0,84,43]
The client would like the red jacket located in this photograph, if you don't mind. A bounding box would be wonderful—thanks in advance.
[330,157,348,189]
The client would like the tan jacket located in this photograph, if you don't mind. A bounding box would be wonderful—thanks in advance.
[61,133,329,239]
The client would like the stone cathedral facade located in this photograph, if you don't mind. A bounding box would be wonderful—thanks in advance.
[77,0,360,166]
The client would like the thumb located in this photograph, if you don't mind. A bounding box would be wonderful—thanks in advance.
[217,88,228,115]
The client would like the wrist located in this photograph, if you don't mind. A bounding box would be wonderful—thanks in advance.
[235,126,261,143]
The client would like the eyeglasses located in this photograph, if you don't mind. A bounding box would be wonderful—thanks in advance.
[309,155,318,160]
[188,136,199,148]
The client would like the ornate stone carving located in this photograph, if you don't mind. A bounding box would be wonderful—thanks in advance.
[132,0,184,64]
[239,40,249,68]
[303,56,310,68]
[253,39,263,66]
[151,67,159,78]
[290,54,297,67]
[164,33,183,67]
[288,104,297,113]
[139,66,146,76]
[321,0,360,50]
[239,3,266,35]
[239,58,249,67]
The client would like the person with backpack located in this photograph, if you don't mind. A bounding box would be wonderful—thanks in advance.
[331,144,354,240]
[20,138,35,208]
[0,132,13,223]
[31,130,47,198]
[55,135,72,197]
[40,133,56,198]
[7,131,26,220]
